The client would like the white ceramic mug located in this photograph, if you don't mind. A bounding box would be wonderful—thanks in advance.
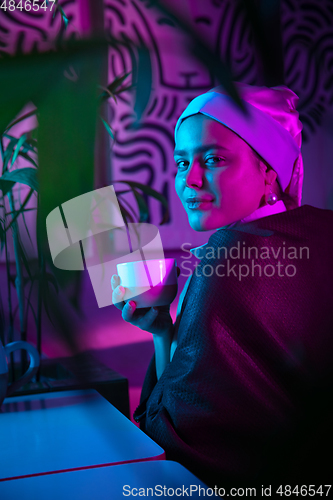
[0,340,40,408]
[116,258,178,308]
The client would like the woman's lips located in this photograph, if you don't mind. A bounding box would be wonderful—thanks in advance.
[185,197,214,210]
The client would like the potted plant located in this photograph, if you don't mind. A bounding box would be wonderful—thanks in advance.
[0,34,169,416]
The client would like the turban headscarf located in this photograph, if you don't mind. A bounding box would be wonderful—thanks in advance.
[175,83,303,208]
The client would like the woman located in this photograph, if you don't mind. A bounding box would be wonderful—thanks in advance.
[112,83,333,489]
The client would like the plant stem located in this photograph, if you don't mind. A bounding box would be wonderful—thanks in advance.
[8,191,27,374]
[36,195,42,381]
[35,259,42,382]
[0,140,15,378]
[4,228,15,381]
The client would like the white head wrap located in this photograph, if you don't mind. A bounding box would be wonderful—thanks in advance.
[175,83,303,207]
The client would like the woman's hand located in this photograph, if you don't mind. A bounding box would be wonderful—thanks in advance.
[111,275,173,336]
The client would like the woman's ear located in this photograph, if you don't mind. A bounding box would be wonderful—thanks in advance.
[265,167,277,186]
[258,159,267,176]
[258,160,277,184]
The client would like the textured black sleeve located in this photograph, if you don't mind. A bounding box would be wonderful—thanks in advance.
[133,353,157,430]
[133,207,333,488]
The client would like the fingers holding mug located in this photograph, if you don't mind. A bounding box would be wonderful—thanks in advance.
[122,300,138,323]
[111,275,126,310]
[122,301,160,332]
[111,274,120,291]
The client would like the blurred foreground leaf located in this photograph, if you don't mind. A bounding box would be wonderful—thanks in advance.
[133,46,153,123]
[36,41,106,287]
[0,40,106,289]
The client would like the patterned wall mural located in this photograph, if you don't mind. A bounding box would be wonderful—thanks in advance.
[105,0,333,248]
[1,0,333,249]
[0,0,80,54]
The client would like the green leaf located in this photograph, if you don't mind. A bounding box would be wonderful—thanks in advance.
[11,133,27,166]
[118,202,135,226]
[0,168,38,192]
[158,207,170,225]
[133,46,152,122]
[118,195,137,220]
[51,1,69,28]
[115,180,168,209]
[101,117,114,140]
[115,84,133,95]
[131,188,149,222]
[3,134,37,154]
[2,138,17,173]
[98,85,117,103]
[115,180,169,225]
[114,189,131,196]
[6,188,34,232]
[7,208,36,214]
[99,72,132,102]
[109,72,131,93]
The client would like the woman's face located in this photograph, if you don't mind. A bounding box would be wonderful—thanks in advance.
[174,114,269,231]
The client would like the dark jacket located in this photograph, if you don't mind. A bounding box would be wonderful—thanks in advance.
[134,205,333,488]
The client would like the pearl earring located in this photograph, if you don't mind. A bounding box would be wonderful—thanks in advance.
[267,185,278,205]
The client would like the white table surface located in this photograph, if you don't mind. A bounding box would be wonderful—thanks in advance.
[0,460,221,499]
[0,389,164,481]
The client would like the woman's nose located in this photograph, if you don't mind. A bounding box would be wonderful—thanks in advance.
[185,160,204,188]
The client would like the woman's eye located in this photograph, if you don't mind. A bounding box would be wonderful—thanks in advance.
[205,156,225,165]
[175,160,188,170]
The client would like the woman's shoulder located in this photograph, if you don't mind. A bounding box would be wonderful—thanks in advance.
[286,204,333,236]
[257,204,333,238]
[292,204,333,220]
[207,204,333,253]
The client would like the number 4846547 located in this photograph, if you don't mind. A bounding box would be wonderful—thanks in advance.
[0,1,56,11]
[276,485,332,496]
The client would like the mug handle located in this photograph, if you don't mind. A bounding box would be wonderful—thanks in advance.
[4,341,40,397]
